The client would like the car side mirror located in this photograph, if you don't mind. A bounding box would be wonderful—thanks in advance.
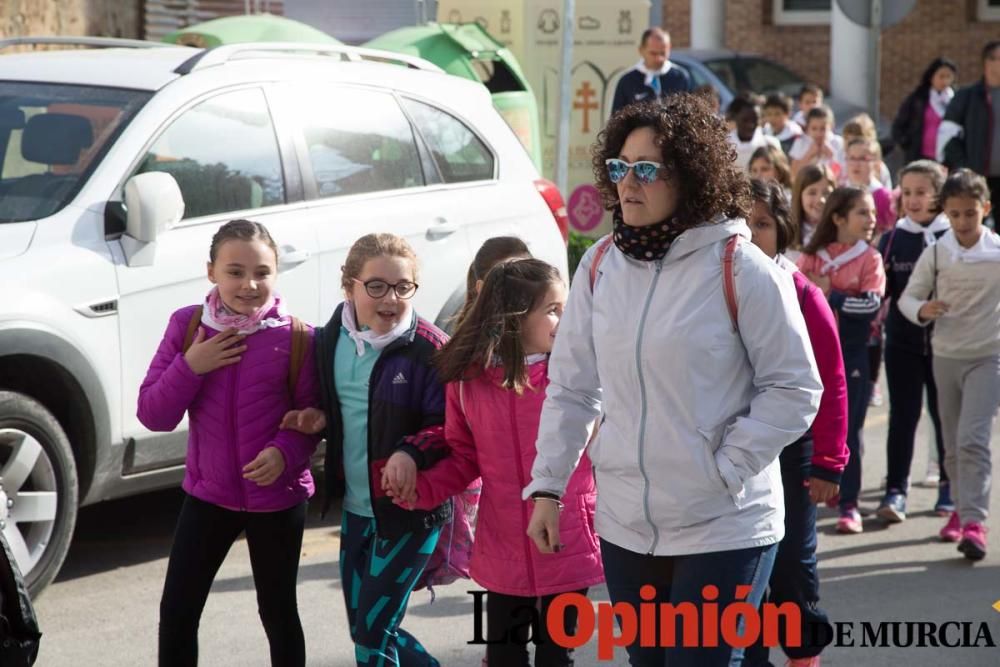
[121,172,184,267]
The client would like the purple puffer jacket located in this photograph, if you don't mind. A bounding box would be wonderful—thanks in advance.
[137,304,321,511]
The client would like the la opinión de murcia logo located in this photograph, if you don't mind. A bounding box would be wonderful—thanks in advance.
[467,590,1000,660]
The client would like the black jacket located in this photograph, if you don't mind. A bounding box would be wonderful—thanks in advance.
[892,89,934,163]
[316,303,451,538]
[611,65,692,114]
[879,227,947,356]
[942,80,995,174]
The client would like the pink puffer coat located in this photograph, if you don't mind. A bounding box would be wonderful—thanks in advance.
[413,358,604,597]
[137,305,320,511]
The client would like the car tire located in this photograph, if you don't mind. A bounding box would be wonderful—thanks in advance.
[0,390,79,598]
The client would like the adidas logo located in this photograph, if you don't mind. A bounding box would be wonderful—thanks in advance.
[392,372,408,385]
[850,369,862,378]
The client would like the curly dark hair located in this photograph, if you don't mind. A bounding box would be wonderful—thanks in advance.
[593,94,751,229]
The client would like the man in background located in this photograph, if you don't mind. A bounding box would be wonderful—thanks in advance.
[611,27,692,115]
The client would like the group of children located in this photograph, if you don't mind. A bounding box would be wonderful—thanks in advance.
[136,144,998,666]
[139,225,600,665]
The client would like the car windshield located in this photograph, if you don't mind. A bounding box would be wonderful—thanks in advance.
[0,82,150,223]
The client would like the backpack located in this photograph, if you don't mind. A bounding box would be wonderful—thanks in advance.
[589,234,743,330]
[182,306,309,394]
[414,381,481,600]
[0,530,41,666]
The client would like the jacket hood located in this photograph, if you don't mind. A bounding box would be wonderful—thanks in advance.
[663,217,751,263]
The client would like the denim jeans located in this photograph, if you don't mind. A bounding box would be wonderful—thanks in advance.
[744,436,832,665]
[600,538,777,666]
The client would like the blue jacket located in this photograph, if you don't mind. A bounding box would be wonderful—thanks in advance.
[316,303,451,538]
[611,64,692,115]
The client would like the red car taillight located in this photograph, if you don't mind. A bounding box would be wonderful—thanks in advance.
[534,178,569,244]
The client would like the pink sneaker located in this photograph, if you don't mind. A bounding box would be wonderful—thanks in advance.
[958,522,988,561]
[939,512,961,542]
[836,506,862,534]
[787,657,821,667]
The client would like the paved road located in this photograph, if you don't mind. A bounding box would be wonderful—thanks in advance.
[34,389,1000,666]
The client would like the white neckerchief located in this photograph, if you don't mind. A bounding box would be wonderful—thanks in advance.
[634,58,672,88]
[525,353,548,365]
[894,213,950,246]
[340,301,412,356]
[938,228,1000,264]
[929,87,954,117]
[817,240,869,275]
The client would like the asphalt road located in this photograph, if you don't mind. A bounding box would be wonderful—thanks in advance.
[34,387,1000,666]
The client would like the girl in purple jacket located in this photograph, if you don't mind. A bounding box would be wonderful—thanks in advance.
[388,258,604,667]
[137,219,320,667]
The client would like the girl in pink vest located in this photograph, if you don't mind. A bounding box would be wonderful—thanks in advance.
[389,258,603,666]
[138,219,320,666]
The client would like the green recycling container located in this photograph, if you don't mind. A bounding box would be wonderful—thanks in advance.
[366,22,542,171]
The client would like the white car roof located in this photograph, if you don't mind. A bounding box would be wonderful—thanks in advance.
[0,47,193,90]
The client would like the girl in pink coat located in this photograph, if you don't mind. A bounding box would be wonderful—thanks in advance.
[138,220,320,666]
[390,258,603,666]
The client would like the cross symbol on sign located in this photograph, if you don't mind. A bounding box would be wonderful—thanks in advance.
[573,81,599,134]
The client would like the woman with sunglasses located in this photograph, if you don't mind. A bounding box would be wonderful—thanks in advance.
[281,232,451,666]
[524,95,822,667]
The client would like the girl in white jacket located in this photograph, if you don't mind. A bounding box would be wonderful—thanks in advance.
[524,95,822,667]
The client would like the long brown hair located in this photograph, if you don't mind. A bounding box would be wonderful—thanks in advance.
[803,186,868,255]
[435,259,563,394]
[790,164,834,248]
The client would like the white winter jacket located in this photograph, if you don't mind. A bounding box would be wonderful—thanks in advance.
[525,218,822,556]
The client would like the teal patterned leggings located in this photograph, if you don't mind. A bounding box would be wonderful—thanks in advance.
[339,510,441,667]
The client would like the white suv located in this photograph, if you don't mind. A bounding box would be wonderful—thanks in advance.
[0,37,568,594]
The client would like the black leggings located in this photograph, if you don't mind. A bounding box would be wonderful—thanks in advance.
[158,494,307,667]
[486,589,587,666]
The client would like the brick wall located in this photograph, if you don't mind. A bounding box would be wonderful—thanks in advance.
[0,0,140,41]
[880,0,997,120]
[724,0,829,90]
[663,0,690,47]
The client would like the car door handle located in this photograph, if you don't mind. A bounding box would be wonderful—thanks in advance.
[426,217,458,240]
[278,246,311,272]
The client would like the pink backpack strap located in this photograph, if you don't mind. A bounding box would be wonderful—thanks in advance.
[588,235,614,292]
[722,234,740,331]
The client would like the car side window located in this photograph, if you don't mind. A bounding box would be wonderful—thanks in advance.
[401,99,494,183]
[295,87,423,198]
[705,60,738,93]
[137,88,285,219]
[741,58,803,97]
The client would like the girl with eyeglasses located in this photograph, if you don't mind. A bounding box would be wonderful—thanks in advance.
[281,232,451,666]
[524,95,822,667]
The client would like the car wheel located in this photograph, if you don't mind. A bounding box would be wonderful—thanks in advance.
[0,390,79,598]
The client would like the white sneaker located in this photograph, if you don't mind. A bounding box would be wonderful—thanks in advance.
[917,459,940,488]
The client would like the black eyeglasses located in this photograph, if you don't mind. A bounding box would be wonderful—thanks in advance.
[354,278,419,300]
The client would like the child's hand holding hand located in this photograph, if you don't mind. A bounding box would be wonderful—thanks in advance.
[184,328,247,375]
[280,408,327,434]
[243,446,285,486]
[381,452,417,505]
